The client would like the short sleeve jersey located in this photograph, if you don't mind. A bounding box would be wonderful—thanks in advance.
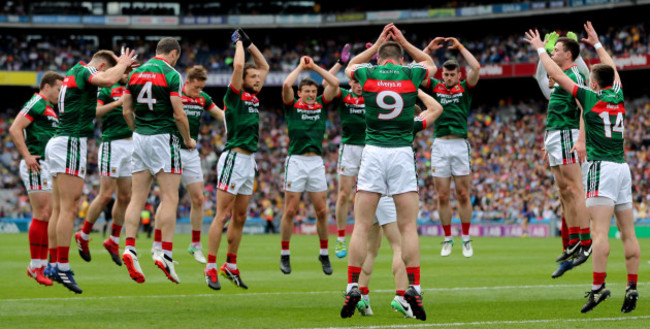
[284,96,330,155]
[57,62,99,138]
[181,88,214,150]
[352,61,428,147]
[423,78,474,138]
[335,88,365,145]
[546,65,586,131]
[223,84,260,152]
[125,57,182,136]
[572,81,625,163]
[20,93,58,158]
[97,82,132,142]
[413,115,427,135]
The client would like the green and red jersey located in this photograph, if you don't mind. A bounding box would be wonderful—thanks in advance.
[572,81,626,163]
[547,65,586,131]
[334,88,365,145]
[352,61,428,147]
[223,84,260,152]
[125,57,182,136]
[284,95,332,155]
[181,88,215,150]
[97,82,133,142]
[19,93,58,158]
[57,62,99,138]
[423,78,474,138]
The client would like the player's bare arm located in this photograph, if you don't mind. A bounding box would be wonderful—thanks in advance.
[9,115,40,173]
[345,23,393,78]
[230,41,246,91]
[583,21,620,83]
[96,97,123,118]
[389,25,435,78]
[304,56,340,102]
[448,37,480,86]
[323,44,351,89]
[525,29,576,94]
[122,93,136,131]
[171,95,196,149]
[91,48,137,88]
[417,89,444,124]
[282,57,307,104]
[206,103,225,122]
[248,47,270,88]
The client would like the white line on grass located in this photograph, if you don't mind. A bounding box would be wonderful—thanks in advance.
[308,316,650,329]
[2,282,644,302]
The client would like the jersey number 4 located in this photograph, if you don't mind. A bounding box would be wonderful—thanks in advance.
[599,112,624,138]
[377,90,404,120]
[137,81,158,111]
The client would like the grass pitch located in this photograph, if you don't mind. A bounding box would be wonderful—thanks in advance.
[1,233,648,328]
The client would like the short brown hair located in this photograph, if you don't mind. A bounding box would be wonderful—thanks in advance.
[187,65,207,81]
[298,78,318,91]
[591,64,615,89]
[556,37,580,61]
[39,71,64,90]
[442,60,460,72]
[378,41,403,62]
[91,50,117,68]
[156,37,181,55]
[243,63,258,79]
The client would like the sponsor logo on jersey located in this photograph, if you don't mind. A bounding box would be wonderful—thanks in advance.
[111,86,126,99]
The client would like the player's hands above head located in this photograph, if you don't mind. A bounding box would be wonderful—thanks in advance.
[184,138,197,150]
[388,24,407,45]
[25,154,41,173]
[566,31,578,42]
[232,28,252,48]
[582,21,600,46]
[426,37,445,52]
[544,31,559,53]
[340,44,351,64]
[524,29,546,50]
[117,47,137,68]
[365,42,379,61]
[376,23,394,45]
[445,37,463,50]
[300,56,314,70]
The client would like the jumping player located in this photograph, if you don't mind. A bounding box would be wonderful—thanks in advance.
[45,49,136,293]
[526,21,640,314]
[121,37,195,284]
[204,28,269,290]
[279,55,339,275]
[422,36,480,258]
[9,71,63,286]
[340,23,434,321]
[74,72,132,267]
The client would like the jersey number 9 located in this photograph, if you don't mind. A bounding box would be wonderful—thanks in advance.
[376,90,404,120]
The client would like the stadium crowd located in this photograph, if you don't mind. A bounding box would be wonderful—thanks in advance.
[0,22,646,72]
[2,96,649,223]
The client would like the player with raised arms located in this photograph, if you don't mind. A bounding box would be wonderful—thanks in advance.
[421,36,480,258]
[339,23,434,321]
[204,29,269,290]
[526,21,640,314]
[279,55,339,275]
[45,48,136,293]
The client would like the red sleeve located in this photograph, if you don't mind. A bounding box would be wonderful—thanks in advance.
[170,92,180,97]
[97,100,105,105]
[123,89,131,95]
[22,113,34,122]
[572,85,579,97]
[418,114,427,129]
[322,89,341,105]
[229,83,241,95]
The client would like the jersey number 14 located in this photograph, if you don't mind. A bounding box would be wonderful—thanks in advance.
[137,81,158,111]
[599,112,624,138]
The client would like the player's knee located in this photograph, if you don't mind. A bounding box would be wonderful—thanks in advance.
[116,192,131,206]
[36,204,53,219]
[337,189,349,202]
[283,207,297,220]
[191,194,204,208]
[315,207,327,220]
[437,193,451,205]
[456,190,470,204]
